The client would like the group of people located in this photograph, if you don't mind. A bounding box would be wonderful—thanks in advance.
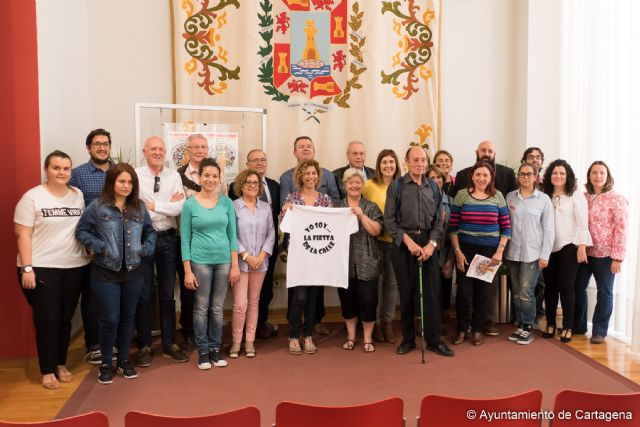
[14,130,629,388]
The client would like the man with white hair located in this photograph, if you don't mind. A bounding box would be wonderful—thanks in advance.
[333,141,375,199]
[134,136,188,367]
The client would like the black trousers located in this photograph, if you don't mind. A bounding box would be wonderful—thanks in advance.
[175,239,194,338]
[455,243,495,333]
[257,244,278,328]
[19,266,85,375]
[543,244,579,329]
[390,233,442,347]
[338,277,378,322]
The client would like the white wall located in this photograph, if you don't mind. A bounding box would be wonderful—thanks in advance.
[440,0,529,172]
[36,0,173,167]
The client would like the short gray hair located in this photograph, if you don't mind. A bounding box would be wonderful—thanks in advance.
[342,167,365,184]
[187,134,207,144]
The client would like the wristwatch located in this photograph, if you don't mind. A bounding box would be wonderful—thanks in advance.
[429,240,438,248]
[242,253,249,261]
[21,265,33,273]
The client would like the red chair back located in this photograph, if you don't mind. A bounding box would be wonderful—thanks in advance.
[0,412,108,427]
[124,407,260,427]
[551,389,640,426]
[275,397,404,427]
[419,390,543,427]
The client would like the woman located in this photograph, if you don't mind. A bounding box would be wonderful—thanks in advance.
[426,165,455,324]
[76,163,155,385]
[14,151,89,389]
[181,158,240,369]
[336,169,383,352]
[281,159,332,355]
[574,161,628,344]
[362,149,400,344]
[230,169,275,358]
[434,150,456,198]
[541,159,591,343]
[505,164,554,345]
[449,160,511,346]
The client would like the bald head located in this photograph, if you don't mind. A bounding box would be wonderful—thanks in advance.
[143,136,166,170]
[476,140,496,162]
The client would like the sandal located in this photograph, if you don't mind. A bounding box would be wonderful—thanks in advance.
[342,339,356,351]
[303,337,317,354]
[560,329,573,343]
[364,341,375,353]
[244,342,256,358]
[229,342,241,359]
[56,366,73,383]
[289,338,302,355]
[42,374,60,390]
[542,325,556,339]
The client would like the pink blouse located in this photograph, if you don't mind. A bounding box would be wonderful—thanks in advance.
[584,190,628,260]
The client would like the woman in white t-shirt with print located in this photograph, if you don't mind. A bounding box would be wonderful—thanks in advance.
[14,150,90,389]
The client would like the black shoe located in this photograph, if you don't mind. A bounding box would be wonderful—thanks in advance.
[181,335,196,352]
[163,344,188,363]
[116,361,138,379]
[210,349,227,367]
[98,363,113,385]
[396,342,416,355]
[135,346,152,367]
[426,342,455,357]
[256,324,271,340]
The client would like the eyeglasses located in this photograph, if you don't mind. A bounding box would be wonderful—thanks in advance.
[518,172,535,178]
[245,180,260,187]
[154,176,160,193]
[248,158,267,164]
[91,142,110,148]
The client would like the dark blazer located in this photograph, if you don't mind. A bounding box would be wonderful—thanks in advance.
[453,163,517,197]
[333,165,376,199]
[229,177,280,253]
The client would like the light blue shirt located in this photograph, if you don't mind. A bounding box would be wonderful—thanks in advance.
[505,189,555,263]
[233,198,276,272]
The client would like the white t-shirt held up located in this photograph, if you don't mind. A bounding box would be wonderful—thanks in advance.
[280,205,358,289]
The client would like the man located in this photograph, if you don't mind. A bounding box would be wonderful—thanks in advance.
[134,137,188,367]
[454,140,517,336]
[384,146,454,357]
[279,136,340,208]
[70,129,113,365]
[333,141,375,199]
[279,136,340,335]
[175,133,211,350]
[521,146,545,187]
[228,149,280,339]
[521,146,546,319]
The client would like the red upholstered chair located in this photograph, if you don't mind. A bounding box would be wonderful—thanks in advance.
[551,389,640,426]
[124,407,260,427]
[0,412,109,427]
[275,397,404,427]
[418,390,543,427]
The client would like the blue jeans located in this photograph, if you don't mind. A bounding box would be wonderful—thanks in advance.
[191,263,230,355]
[508,261,540,327]
[288,286,318,338]
[92,276,144,365]
[574,256,615,337]
[136,232,178,348]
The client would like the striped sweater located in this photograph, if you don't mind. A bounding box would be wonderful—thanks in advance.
[448,190,511,247]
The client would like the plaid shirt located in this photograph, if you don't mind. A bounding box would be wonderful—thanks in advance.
[70,161,112,207]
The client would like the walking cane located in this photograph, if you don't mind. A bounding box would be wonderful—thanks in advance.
[418,260,426,364]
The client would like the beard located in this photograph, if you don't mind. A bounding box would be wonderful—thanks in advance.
[476,155,496,166]
[91,155,110,165]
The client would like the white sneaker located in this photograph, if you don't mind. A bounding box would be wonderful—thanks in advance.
[508,328,523,342]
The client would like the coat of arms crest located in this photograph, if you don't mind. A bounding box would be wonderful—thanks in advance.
[258,0,366,121]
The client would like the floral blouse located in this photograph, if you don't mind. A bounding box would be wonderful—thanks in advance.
[584,190,628,260]
[284,191,333,208]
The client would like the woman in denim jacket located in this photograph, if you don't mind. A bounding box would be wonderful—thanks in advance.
[76,163,155,385]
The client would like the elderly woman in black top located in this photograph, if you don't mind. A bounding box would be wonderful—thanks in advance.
[335,168,383,352]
